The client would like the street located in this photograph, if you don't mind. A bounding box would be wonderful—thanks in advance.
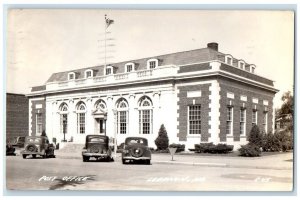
[6,152,293,191]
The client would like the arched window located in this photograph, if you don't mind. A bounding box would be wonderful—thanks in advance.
[116,98,129,134]
[59,103,68,135]
[95,99,107,111]
[76,102,86,134]
[138,96,153,134]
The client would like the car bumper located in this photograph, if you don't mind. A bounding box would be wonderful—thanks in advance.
[21,150,45,155]
[82,152,110,157]
[122,156,151,160]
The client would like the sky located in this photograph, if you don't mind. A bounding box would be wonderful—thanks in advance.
[6,9,294,108]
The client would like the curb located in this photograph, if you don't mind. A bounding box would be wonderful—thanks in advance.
[54,154,292,170]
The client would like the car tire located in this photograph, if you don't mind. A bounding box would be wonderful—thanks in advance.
[122,159,126,164]
[32,154,36,159]
[83,156,89,162]
[146,160,151,165]
[22,154,27,159]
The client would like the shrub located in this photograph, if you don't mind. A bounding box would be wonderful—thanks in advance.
[155,124,169,150]
[248,125,263,147]
[194,143,214,153]
[238,144,261,157]
[209,144,234,154]
[195,143,233,154]
[169,143,185,152]
[274,130,293,152]
[262,132,281,152]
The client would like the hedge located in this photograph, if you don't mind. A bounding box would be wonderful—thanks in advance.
[194,143,233,154]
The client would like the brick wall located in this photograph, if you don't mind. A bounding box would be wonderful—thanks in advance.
[6,93,29,138]
[218,78,275,142]
[177,83,211,142]
[31,99,46,136]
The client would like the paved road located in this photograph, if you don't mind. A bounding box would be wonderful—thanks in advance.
[6,155,293,191]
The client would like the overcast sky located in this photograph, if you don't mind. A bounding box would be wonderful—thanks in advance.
[6,9,294,108]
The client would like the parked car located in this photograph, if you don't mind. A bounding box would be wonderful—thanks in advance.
[6,143,16,156]
[82,135,113,162]
[11,136,26,148]
[122,137,151,165]
[21,136,55,159]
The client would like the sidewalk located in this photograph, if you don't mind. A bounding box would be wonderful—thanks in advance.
[53,149,293,170]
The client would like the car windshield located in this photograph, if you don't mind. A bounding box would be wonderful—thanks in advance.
[88,137,106,143]
[126,138,147,145]
[27,138,42,143]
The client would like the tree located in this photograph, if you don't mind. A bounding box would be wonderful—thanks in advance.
[155,124,169,150]
[276,91,293,132]
[248,125,263,147]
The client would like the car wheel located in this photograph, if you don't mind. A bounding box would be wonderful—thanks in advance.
[22,154,27,159]
[83,156,89,162]
[32,154,36,159]
[122,159,126,164]
[146,160,151,165]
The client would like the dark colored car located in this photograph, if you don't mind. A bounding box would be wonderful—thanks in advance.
[6,143,16,156]
[11,136,26,148]
[122,137,151,165]
[21,136,55,159]
[82,135,113,162]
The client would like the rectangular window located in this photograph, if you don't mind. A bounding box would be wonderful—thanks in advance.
[226,57,232,65]
[117,111,127,134]
[126,65,133,72]
[77,113,85,134]
[263,112,268,133]
[252,110,257,126]
[60,114,68,134]
[139,110,152,134]
[240,109,246,135]
[106,68,111,75]
[68,74,74,80]
[149,61,156,69]
[188,105,201,135]
[36,113,43,135]
[86,71,92,78]
[226,107,233,135]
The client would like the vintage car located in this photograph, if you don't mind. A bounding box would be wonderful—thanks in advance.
[6,143,16,156]
[122,137,151,165]
[21,136,55,159]
[10,136,26,148]
[82,135,113,162]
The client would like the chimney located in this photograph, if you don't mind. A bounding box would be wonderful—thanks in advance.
[207,42,218,51]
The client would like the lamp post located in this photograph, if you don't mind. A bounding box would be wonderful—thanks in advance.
[112,109,117,159]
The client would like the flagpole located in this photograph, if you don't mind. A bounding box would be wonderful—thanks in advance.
[104,14,107,72]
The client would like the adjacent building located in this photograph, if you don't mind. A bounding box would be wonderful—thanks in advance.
[6,93,29,139]
[27,43,278,149]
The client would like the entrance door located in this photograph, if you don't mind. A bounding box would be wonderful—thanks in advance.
[95,118,106,135]
[99,119,106,134]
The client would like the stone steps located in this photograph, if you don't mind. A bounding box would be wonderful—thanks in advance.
[58,143,84,153]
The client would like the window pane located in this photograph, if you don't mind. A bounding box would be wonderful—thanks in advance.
[188,105,201,134]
